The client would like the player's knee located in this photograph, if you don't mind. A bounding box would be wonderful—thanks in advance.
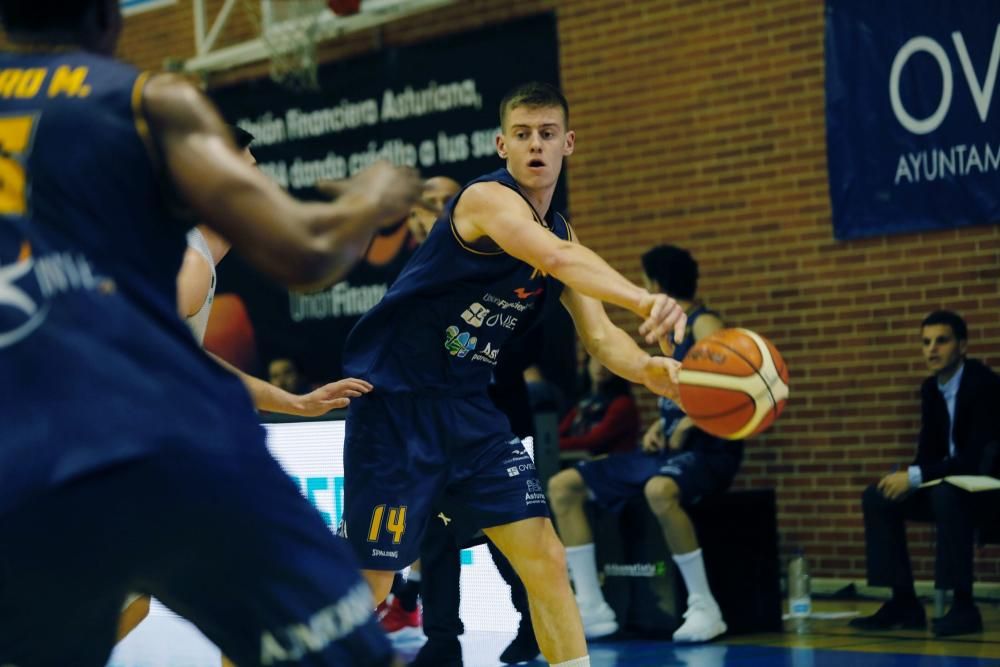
[547,469,586,512]
[529,531,568,580]
[644,476,681,517]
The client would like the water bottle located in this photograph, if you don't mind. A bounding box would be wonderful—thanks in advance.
[788,548,811,634]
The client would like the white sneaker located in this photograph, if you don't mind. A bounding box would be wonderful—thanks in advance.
[578,600,618,638]
[673,594,727,643]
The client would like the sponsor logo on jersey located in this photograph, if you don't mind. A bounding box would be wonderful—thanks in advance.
[482,292,532,312]
[470,341,500,365]
[0,244,114,350]
[460,303,518,330]
[485,312,518,330]
[507,462,535,476]
[525,478,546,504]
[372,548,400,558]
[444,325,477,358]
[503,449,535,466]
[513,286,544,300]
[461,302,489,327]
[525,491,547,505]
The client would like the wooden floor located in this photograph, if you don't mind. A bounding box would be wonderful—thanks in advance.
[399,599,1000,666]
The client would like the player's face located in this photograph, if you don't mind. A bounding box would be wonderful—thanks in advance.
[406,178,460,243]
[407,203,437,243]
[422,177,460,212]
[269,359,301,392]
[921,323,966,379]
[497,105,575,191]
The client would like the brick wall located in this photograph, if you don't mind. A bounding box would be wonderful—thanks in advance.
[115,0,1000,582]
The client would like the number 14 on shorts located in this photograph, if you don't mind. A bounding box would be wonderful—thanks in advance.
[367,505,407,544]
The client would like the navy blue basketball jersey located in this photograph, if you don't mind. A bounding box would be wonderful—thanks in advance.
[659,304,718,437]
[0,50,256,509]
[343,168,571,394]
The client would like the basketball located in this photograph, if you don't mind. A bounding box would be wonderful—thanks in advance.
[678,328,789,440]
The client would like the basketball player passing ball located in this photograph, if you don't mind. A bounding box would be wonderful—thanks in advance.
[339,82,686,667]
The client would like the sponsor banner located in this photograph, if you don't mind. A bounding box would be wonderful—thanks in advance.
[825,0,1000,239]
[208,14,561,381]
[603,561,668,578]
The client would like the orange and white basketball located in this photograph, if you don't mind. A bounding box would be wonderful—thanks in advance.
[678,328,789,440]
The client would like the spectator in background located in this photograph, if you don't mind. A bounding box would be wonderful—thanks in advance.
[559,356,639,456]
[548,244,740,644]
[268,357,307,394]
[407,176,464,243]
[850,310,1000,637]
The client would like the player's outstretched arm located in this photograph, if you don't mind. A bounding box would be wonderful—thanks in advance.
[208,352,373,416]
[142,74,422,289]
[454,182,685,345]
[561,285,682,402]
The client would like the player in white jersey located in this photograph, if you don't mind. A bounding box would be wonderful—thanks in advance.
[177,126,372,416]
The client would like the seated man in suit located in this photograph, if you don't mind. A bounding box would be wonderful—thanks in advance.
[850,310,1000,637]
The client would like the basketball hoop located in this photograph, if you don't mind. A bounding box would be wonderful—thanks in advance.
[248,0,332,91]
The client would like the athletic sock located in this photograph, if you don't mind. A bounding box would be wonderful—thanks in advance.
[565,544,605,608]
[673,549,716,604]
[551,657,590,667]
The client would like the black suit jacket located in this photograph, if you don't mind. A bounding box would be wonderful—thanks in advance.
[914,358,1000,481]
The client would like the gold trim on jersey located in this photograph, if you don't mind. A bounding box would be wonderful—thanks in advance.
[131,71,156,161]
[449,179,567,257]
[449,211,505,256]
[559,212,575,242]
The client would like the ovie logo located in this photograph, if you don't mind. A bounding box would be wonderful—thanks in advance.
[890,24,1000,134]
[0,252,48,349]
[0,244,111,350]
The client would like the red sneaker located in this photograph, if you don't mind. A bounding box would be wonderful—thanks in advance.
[379,596,421,635]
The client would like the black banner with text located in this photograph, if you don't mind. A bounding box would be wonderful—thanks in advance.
[208,13,562,383]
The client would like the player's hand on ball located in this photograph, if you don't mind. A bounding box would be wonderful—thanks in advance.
[638,292,687,348]
[293,377,374,417]
[316,161,423,228]
[642,356,684,404]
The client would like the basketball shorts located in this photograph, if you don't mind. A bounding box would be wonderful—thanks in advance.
[0,429,391,667]
[342,392,550,569]
[577,429,743,511]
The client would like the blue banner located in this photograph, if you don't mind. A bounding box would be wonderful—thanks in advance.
[825,0,1000,239]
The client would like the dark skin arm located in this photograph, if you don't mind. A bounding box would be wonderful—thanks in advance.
[142,73,422,289]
